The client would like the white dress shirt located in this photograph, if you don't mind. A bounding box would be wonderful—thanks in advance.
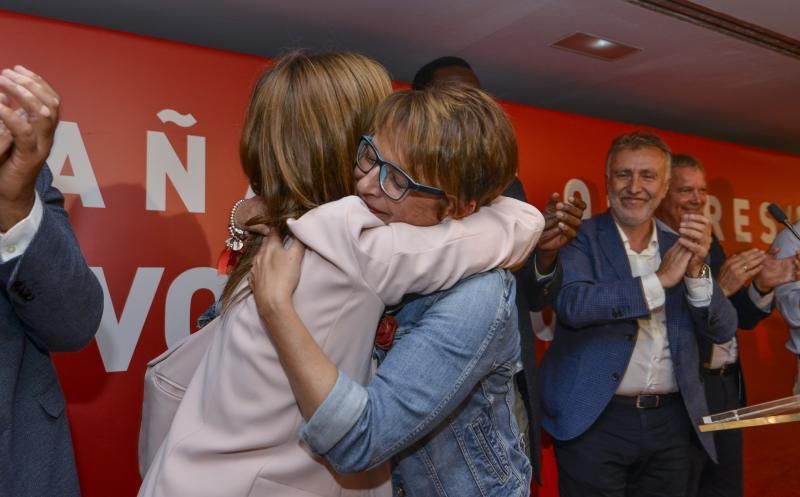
[615,221,713,396]
[0,193,43,263]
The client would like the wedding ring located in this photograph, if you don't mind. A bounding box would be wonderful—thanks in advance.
[744,264,748,272]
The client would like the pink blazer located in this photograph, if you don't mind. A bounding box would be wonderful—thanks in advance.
[138,195,544,497]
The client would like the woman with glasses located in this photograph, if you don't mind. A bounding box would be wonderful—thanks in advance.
[249,85,540,497]
[138,52,542,497]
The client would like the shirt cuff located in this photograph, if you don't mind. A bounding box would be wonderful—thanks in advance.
[641,273,665,310]
[299,370,368,454]
[685,275,713,307]
[747,284,774,312]
[0,192,43,263]
[533,253,556,281]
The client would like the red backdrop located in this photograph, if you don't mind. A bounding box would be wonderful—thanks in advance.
[2,10,798,497]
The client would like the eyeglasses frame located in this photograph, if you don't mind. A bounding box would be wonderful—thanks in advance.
[355,135,446,201]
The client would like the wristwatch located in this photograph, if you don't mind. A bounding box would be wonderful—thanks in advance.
[693,263,711,279]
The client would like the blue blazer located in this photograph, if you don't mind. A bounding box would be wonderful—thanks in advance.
[539,211,736,461]
[0,166,103,497]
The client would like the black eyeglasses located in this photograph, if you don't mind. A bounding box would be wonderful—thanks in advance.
[355,135,446,201]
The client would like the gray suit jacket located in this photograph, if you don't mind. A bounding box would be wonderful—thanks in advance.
[0,166,103,497]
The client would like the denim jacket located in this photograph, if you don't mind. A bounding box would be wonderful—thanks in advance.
[301,269,532,497]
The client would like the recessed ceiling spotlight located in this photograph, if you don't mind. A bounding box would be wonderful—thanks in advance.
[552,32,641,61]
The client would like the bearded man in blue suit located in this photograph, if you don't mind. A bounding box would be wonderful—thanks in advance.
[0,67,103,497]
[539,131,736,497]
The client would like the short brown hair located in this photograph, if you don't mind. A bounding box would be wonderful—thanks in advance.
[606,130,672,176]
[223,51,392,307]
[372,82,517,215]
[671,153,705,172]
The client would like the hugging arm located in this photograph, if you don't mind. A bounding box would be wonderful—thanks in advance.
[251,229,515,440]
[299,271,516,472]
[290,196,544,306]
[252,195,541,422]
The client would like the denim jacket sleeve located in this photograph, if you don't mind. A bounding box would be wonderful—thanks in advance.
[300,269,517,472]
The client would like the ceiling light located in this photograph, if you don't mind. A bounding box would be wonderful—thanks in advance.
[552,32,641,61]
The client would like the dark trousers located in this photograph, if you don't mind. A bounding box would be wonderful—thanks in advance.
[554,395,699,497]
[687,370,743,497]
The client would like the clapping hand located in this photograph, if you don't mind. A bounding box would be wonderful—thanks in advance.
[718,247,800,297]
[717,248,766,297]
[0,66,60,230]
[657,243,693,288]
[676,213,712,278]
[753,248,800,294]
[535,193,587,274]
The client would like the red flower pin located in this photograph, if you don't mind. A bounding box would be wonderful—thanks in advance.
[375,315,398,350]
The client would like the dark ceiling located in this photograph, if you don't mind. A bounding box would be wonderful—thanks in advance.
[3,0,800,155]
